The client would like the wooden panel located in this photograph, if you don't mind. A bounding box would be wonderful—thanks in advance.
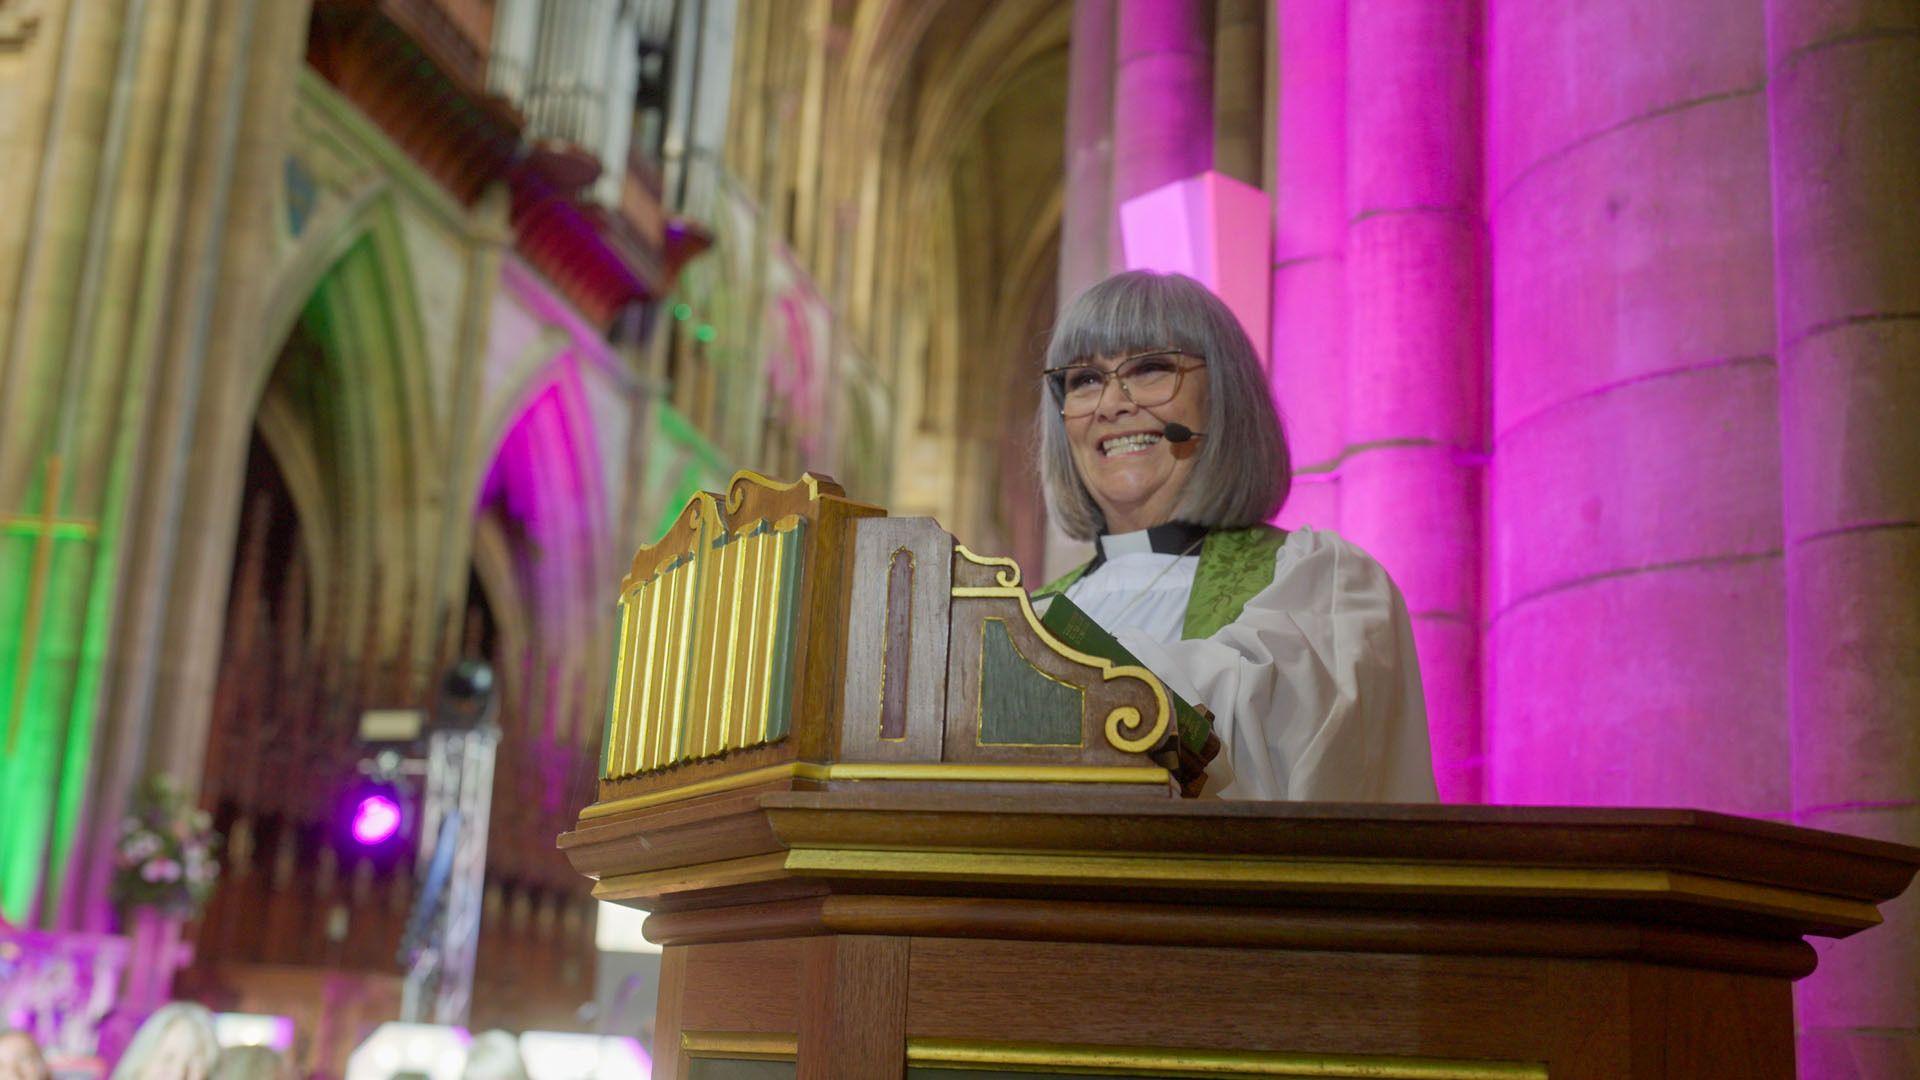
[1628,966,1793,1079]
[1540,959,1632,1080]
[840,518,951,762]
[655,946,688,1080]
[798,936,909,1080]
[906,937,1544,1060]
[680,938,807,1034]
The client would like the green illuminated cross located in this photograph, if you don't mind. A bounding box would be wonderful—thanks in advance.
[1,455,97,754]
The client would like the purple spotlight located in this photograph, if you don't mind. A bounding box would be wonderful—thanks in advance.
[350,794,402,846]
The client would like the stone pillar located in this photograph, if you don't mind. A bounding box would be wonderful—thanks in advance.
[1059,0,1118,302]
[1111,0,1212,206]
[1338,0,1484,801]
[0,0,316,935]
[1484,2,1788,817]
[0,0,301,929]
[1268,0,1346,532]
[1765,2,1920,1074]
[1212,0,1265,186]
[1046,0,1120,580]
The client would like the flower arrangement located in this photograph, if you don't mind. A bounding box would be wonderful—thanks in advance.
[112,775,221,918]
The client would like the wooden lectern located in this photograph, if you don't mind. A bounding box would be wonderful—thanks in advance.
[563,472,1920,1079]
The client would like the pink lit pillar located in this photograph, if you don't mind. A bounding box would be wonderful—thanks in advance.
[1338,0,1484,802]
[1047,0,1119,581]
[1484,2,1787,816]
[1112,0,1213,205]
[1060,0,1118,296]
[1766,2,1920,1073]
[1268,0,1347,533]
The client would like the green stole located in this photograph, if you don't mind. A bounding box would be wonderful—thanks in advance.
[1031,524,1290,640]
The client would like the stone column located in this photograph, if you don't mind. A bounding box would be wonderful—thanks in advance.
[1111,0,1212,206]
[1484,2,1788,817]
[1765,2,1920,1074]
[1268,0,1346,532]
[1059,0,1118,303]
[1339,0,1484,801]
[47,0,315,934]
[0,0,303,930]
[1212,0,1265,186]
[1046,0,1120,580]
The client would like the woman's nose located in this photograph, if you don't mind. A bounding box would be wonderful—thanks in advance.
[1094,377,1134,420]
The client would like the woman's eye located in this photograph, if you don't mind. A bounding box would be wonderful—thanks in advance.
[1065,370,1103,392]
[1131,356,1178,375]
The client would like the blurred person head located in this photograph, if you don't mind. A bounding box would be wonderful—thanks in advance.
[110,1004,219,1080]
[0,1029,51,1080]
[1038,270,1290,539]
[209,1046,288,1080]
[459,1032,525,1080]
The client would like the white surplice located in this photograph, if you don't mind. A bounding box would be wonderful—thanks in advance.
[1061,526,1439,802]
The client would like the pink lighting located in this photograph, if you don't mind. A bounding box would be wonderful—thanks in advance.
[349,795,402,847]
[1119,171,1273,363]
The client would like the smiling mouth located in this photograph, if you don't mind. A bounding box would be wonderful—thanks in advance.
[1100,432,1163,458]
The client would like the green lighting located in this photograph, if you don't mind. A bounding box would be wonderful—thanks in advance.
[671,302,693,321]
[694,324,717,344]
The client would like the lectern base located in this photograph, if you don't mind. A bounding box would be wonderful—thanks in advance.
[558,792,1920,1080]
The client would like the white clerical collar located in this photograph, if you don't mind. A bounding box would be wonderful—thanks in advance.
[1095,521,1210,564]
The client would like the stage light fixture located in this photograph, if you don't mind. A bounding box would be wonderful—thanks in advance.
[339,749,414,857]
[350,793,403,846]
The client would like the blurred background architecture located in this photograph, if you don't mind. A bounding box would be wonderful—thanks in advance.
[0,0,1915,1077]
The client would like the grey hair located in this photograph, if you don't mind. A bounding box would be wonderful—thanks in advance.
[1036,271,1290,540]
[110,1003,219,1080]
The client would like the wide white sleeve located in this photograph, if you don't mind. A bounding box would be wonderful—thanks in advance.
[1110,531,1439,802]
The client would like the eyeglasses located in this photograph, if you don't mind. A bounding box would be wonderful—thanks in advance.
[1043,350,1206,418]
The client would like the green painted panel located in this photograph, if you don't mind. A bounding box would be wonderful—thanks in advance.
[977,618,1083,747]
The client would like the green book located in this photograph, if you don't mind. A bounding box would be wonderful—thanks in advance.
[1039,593,1214,755]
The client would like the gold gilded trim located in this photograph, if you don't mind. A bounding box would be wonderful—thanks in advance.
[623,491,725,590]
[779,850,1881,927]
[681,1031,798,1062]
[825,762,1168,784]
[723,468,829,512]
[578,760,1171,820]
[578,761,834,818]
[955,542,1024,587]
[716,532,747,752]
[906,1038,1546,1079]
[595,852,789,900]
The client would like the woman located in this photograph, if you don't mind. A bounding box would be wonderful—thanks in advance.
[109,1004,219,1080]
[1034,270,1437,802]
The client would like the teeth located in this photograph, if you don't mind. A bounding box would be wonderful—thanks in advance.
[1101,433,1163,456]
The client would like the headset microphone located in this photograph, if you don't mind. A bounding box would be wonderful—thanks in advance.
[1162,422,1205,443]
